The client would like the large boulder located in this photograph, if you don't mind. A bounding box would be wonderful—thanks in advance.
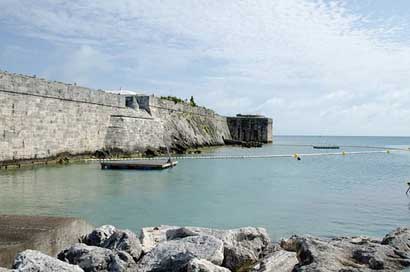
[381,227,410,255]
[166,226,271,271]
[250,250,298,272]
[12,250,83,272]
[289,235,410,271]
[186,258,231,272]
[83,226,142,262]
[102,229,142,262]
[138,235,224,272]
[57,243,136,272]
[82,225,117,247]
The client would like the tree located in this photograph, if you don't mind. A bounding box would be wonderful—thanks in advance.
[189,96,197,107]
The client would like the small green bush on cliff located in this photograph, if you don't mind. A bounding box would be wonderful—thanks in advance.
[189,96,197,107]
[160,95,198,107]
[160,96,185,104]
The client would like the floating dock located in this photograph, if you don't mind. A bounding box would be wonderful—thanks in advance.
[101,159,178,170]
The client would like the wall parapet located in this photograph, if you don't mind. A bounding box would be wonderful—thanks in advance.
[0,71,125,108]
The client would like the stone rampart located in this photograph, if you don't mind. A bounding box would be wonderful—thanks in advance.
[0,72,124,108]
[0,71,233,163]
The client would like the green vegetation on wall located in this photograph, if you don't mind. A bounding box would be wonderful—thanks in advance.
[160,95,198,107]
[189,96,197,107]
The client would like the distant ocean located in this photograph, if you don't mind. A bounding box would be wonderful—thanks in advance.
[1,136,409,240]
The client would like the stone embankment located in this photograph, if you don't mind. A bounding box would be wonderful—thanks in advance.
[1,224,410,271]
[0,71,273,167]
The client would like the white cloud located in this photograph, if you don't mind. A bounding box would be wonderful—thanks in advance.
[1,0,410,135]
[42,45,113,86]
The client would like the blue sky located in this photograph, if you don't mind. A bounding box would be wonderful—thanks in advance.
[1,0,410,136]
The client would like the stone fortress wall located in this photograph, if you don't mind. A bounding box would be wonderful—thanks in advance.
[227,115,273,143]
[0,71,232,163]
[0,71,272,163]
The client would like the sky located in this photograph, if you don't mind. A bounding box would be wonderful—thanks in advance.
[1,0,410,136]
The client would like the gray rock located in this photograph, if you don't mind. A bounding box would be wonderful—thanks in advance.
[166,227,199,240]
[381,227,410,253]
[350,236,372,245]
[57,243,136,272]
[82,226,142,262]
[186,259,231,272]
[0,268,13,272]
[291,236,363,272]
[172,227,271,271]
[352,247,385,270]
[290,234,410,272]
[140,225,179,253]
[250,250,298,272]
[82,225,117,247]
[280,235,299,252]
[102,229,142,262]
[138,235,224,272]
[141,225,271,271]
[12,250,83,272]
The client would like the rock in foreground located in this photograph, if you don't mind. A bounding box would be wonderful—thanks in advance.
[12,250,83,272]
[57,243,137,272]
[250,250,298,272]
[283,228,410,271]
[137,235,224,272]
[3,225,410,272]
[186,258,230,272]
[142,226,271,271]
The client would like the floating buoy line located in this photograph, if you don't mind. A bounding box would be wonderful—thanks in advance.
[86,144,409,162]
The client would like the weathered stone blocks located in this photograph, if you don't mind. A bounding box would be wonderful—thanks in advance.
[0,71,232,163]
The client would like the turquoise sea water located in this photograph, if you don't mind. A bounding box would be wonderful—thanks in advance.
[1,136,410,240]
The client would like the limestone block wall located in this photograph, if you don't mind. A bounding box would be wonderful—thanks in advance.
[0,73,122,162]
[0,71,233,163]
[104,112,165,152]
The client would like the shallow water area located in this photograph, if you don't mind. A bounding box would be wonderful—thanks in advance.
[1,136,410,240]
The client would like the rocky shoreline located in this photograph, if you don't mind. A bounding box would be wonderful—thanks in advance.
[1,224,409,271]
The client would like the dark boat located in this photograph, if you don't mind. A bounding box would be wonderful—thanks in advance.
[313,145,340,150]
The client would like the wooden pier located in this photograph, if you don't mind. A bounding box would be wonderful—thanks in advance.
[100,159,178,170]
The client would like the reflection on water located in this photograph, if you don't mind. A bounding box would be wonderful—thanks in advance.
[0,136,409,239]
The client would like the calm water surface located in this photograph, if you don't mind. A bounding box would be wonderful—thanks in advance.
[1,136,410,240]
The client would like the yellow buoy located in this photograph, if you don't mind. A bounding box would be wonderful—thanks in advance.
[293,153,301,160]
[342,151,346,156]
